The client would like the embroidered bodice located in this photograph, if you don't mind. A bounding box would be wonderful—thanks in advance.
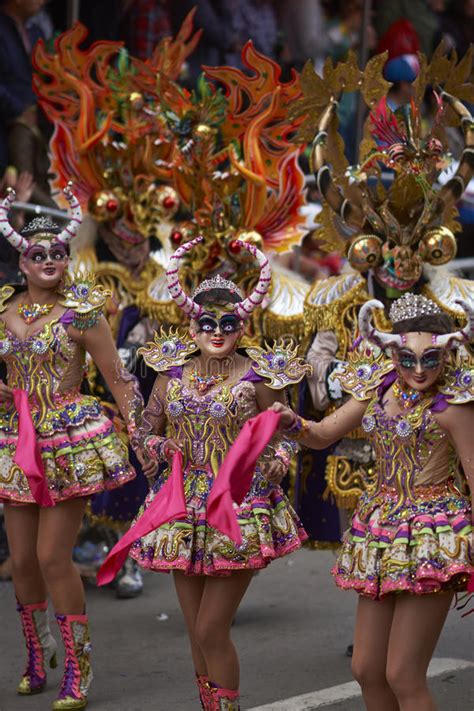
[164,374,258,475]
[362,397,457,507]
[0,315,86,424]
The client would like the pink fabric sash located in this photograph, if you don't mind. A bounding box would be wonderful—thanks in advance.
[468,575,474,593]
[97,410,280,586]
[13,389,55,507]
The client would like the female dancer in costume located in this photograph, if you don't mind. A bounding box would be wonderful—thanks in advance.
[272,292,474,711]
[0,187,142,710]
[124,238,308,710]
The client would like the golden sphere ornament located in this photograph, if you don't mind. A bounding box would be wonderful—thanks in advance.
[347,234,383,272]
[88,190,123,222]
[420,227,457,265]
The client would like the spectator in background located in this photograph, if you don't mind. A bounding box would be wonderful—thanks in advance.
[0,0,55,207]
[374,0,441,57]
[377,19,421,109]
[122,0,172,60]
[0,165,34,284]
[440,0,474,57]
[171,0,279,86]
[276,0,328,76]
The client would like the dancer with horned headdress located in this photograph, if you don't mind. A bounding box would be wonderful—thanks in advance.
[97,237,310,710]
[272,292,474,710]
[0,186,143,709]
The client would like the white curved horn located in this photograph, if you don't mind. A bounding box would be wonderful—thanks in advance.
[359,299,404,349]
[233,242,272,320]
[56,182,83,245]
[166,236,204,318]
[0,189,29,253]
[434,299,474,348]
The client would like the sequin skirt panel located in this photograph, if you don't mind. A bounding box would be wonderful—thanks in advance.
[0,393,135,504]
[332,478,473,597]
[129,466,308,575]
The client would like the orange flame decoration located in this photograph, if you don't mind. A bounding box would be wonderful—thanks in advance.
[163,42,308,254]
[32,11,201,204]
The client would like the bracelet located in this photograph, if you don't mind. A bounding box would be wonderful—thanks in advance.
[143,435,169,462]
[284,415,310,440]
[274,446,291,469]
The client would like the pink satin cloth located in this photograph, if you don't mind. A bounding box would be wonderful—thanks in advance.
[468,575,474,593]
[13,389,55,507]
[97,409,280,585]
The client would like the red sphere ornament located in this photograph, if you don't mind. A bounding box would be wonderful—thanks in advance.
[171,230,183,245]
[106,198,119,212]
[163,195,176,210]
[228,240,242,255]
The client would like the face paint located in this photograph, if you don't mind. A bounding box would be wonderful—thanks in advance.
[196,313,242,335]
[25,243,68,263]
[396,348,443,371]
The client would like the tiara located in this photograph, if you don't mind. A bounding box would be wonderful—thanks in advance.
[191,274,244,300]
[389,293,442,324]
[21,217,61,235]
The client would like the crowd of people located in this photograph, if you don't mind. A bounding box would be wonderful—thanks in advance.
[0,2,473,711]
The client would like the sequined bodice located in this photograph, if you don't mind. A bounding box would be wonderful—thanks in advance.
[0,316,85,423]
[362,396,456,511]
[165,376,258,475]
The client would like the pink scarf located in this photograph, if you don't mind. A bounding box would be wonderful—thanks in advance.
[97,409,280,585]
[13,389,55,507]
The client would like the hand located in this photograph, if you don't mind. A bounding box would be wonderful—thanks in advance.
[0,381,13,406]
[269,402,297,431]
[261,458,286,485]
[136,447,159,487]
[163,439,183,464]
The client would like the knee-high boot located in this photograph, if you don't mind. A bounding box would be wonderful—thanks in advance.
[196,673,212,709]
[52,614,93,710]
[208,681,240,710]
[17,601,58,695]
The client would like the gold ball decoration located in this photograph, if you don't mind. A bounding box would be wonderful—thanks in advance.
[88,189,123,222]
[155,185,180,218]
[347,234,383,272]
[129,92,144,110]
[420,227,457,265]
[226,230,264,264]
[195,123,216,139]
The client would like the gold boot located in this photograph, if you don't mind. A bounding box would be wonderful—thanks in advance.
[52,614,92,710]
[17,601,57,695]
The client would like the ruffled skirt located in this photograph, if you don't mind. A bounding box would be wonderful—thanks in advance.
[129,466,307,575]
[0,392,135,504]
[332,478,473,597]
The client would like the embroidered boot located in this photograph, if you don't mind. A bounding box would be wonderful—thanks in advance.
[52,614,93,710]
[17,601,57,695]
[196,673,212,709]
[208,681,240,710]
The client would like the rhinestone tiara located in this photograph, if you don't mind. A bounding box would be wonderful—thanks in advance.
[21,216,61,235]
[389,293,442,323]
[192,274,244,300]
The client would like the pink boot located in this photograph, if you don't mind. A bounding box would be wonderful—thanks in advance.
[208,681,240,710]
[53,614,93,710]
[17,601,57,695]
[195,673,211,709]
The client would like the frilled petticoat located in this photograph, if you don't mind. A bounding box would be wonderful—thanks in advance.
[0,389,135,504]
[130,465,307,576]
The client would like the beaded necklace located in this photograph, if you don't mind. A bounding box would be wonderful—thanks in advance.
[188,370,228,394]
[17,301,54,325]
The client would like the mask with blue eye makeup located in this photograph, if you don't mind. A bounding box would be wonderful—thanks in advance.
[196,313,242,335]
[397,348,443,371]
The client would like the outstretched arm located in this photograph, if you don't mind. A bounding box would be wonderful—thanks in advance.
[255,382,296,484]
[271,396,368,450]
[72,316,144,444]
[435,403,474,521]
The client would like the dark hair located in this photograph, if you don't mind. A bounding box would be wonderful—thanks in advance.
[193,288,242,306]
[392,313,454,335]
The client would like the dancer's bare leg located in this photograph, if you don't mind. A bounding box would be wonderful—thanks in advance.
[4,503,46,603]
[36,497,87,614]
[173,571,207,675]
[351,595,399,711]
[386,592,453,711]
[195,570,254,689]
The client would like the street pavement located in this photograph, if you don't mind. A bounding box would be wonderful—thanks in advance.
[0,549,472,711]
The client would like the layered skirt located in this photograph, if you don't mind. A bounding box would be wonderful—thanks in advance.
[129,465,307,575]
[333,478,473,597]
[0,390,135,504]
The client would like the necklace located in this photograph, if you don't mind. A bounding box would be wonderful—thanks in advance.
[17,301,54,325]
[393,380,427,410]
[188,369,228,394]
